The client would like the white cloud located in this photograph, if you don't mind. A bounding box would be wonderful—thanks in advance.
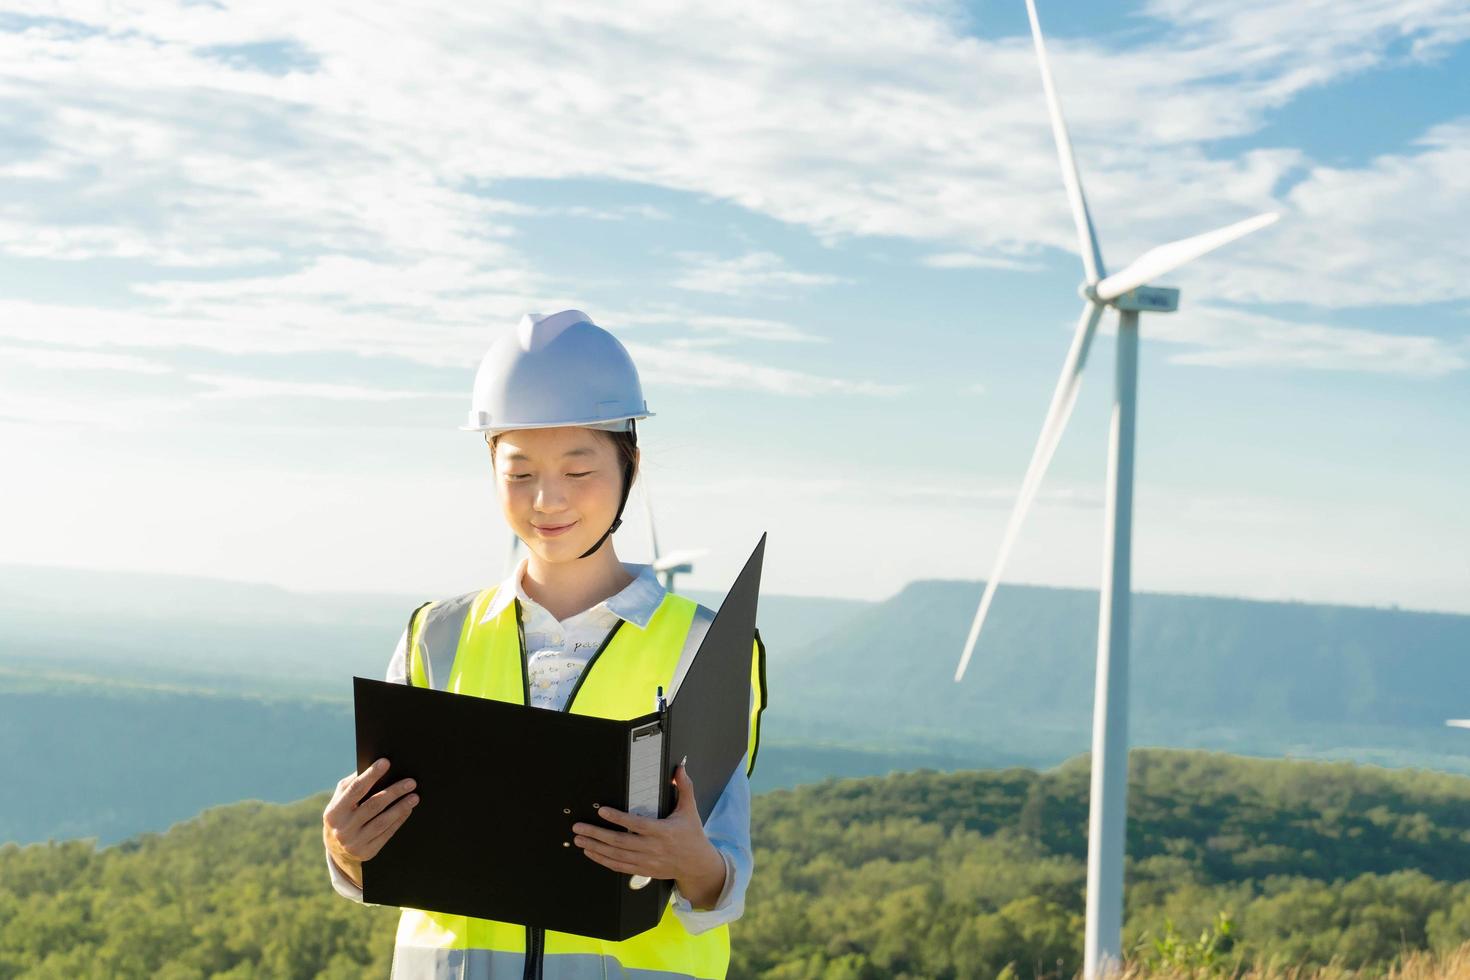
[1144,0,1470,65]
[558,204,671,222]
[610,309,828,344]
[1148,305,1469,376]
[184,373,461,401]
[0,220,281,266]
[2,1,1465,617]
[671,251,847,296]
[898,483,1101,510]
[0,344,170,374]
[0,296,499,368]
[921,252,1043,272]
[5,0,1467,316]
[653,472,1099,509]
[1165,122,1470,308]
[626,341,903,397]
[0,293,893,403]
[0,384,184,430]
[0,0,1466,396]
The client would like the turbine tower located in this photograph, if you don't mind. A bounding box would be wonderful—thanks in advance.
[951,3,1278,977]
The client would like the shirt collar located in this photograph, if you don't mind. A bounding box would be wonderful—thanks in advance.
[478,556,667,630]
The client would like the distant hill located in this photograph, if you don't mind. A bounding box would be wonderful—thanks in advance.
[0,564,412,696]
[0,564,879,846]
[765,578,1470,773]
[5,564,1470,846]
[0,563,874,697]
[4,750,1470,978]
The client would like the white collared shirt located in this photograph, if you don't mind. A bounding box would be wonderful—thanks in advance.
[326,558,753,935]
[481,557,668,712]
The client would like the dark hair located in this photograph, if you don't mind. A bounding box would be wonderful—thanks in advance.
[488,427,640,489]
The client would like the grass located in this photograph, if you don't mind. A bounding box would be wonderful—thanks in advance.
[1106,942,1470,980]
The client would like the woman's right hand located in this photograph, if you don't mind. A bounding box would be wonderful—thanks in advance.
[323,758,419,889]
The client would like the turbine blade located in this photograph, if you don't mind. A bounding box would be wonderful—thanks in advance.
[1095,212,1279,301]
[642,481,662,562]
[1448,720,1470,729]
[955,301,1104,682]
[652,548,707,573]
[1026,0,1106,284]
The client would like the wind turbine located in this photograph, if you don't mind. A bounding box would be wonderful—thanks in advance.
[951,3,1278,977]
[1447,720,1470,729]
[642,482,706,593]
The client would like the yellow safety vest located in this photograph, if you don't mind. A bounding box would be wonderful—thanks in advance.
[389,584,766,980]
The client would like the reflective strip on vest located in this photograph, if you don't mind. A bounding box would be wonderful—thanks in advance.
[390,944,705,979]
[675,606,767,777]
[407,591,479,689]
[396,584,764,980]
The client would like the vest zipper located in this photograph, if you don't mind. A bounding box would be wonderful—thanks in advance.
[522,925,544,980]
[515,608,624,980]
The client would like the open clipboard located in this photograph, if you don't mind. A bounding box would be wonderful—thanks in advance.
[353,532,765,941]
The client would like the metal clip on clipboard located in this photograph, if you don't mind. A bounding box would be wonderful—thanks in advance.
[626,685,668,891]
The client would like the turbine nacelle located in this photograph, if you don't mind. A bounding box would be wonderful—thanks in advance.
[1113,286,1180,313]
[1079,283,1181,313]
[652,548,705,576]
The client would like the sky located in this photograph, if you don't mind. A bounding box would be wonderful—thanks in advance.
[1,0,1467,615]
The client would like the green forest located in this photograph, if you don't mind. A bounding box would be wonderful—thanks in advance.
[5,749,1470,978]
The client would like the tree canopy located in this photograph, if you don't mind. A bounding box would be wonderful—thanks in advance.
[4,749,1470,978]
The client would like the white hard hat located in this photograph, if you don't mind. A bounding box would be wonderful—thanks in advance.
[462,310,653,435]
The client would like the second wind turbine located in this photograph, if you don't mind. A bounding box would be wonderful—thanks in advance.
[952,2,1279,978]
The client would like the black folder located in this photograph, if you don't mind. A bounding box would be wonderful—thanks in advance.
[352,532,766,941]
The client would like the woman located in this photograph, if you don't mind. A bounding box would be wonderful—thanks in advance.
[321,309,766,980]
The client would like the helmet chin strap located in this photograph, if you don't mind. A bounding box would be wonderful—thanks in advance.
[576,420,637,560]
[575,458,634,559]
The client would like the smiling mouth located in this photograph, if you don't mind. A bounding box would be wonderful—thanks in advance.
[532,521,577,536]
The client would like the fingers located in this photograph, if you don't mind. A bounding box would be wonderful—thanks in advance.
[364,789,420,834]
[674,762,696,812]
[577,838,647,875]
[594,806,655,834]
[339,792,419,862]
[326,759,390,823]
[572,822,650,851]
[582,849,643,875]
[355,778,417,824]
[346,759,391,803]
[356,794,420,857]
[574,833,641,860]
[322,759,419,867]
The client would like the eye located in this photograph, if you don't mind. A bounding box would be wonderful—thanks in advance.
[567,471,593,478]
[506,473,530,481]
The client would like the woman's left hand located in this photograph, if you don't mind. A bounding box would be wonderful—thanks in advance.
[572,763,727,909]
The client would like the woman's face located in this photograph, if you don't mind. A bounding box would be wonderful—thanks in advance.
[492,426,630,562]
